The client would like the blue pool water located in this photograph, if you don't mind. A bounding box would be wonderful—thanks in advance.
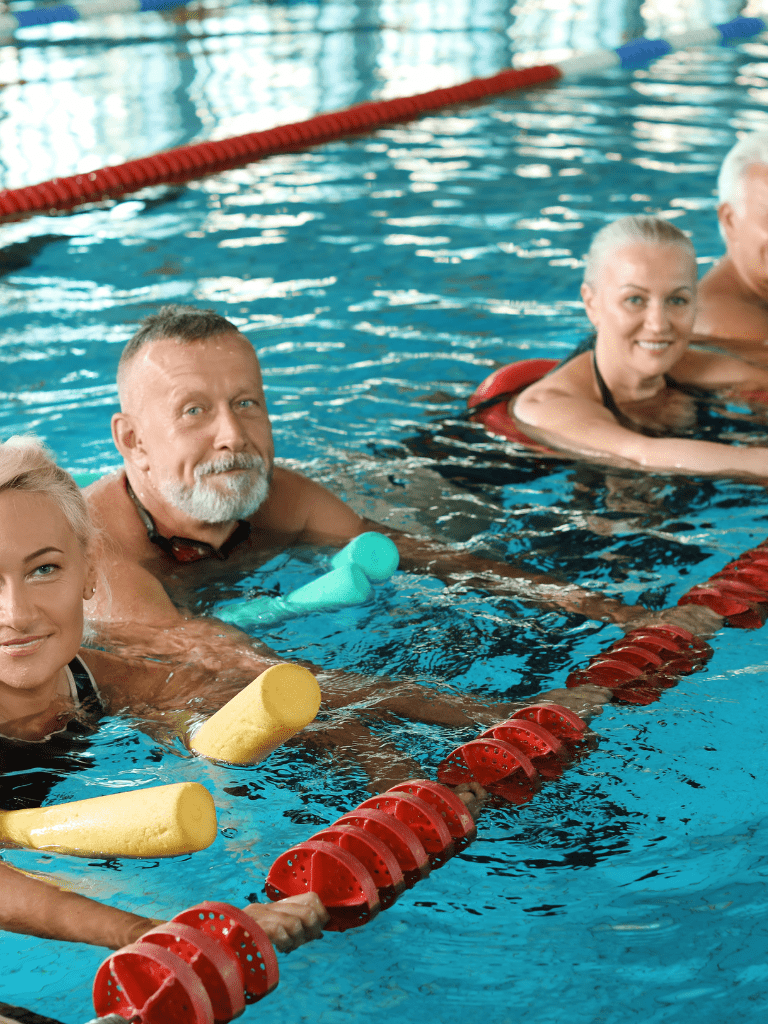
[2,1,768,1021]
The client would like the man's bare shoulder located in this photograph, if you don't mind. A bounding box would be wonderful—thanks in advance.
[84,471,129,535]
[696,260,768,349]
[251,464,363,543]
[83,470,156,556]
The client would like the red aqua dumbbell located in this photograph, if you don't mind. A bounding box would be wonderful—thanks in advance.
[510,702,588,744]
[435,702,594,801]
[93,902,278,1023]
[386,779,477,851]
[566,625,711,704]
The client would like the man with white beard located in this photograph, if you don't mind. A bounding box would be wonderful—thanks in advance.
[84,305,717,687]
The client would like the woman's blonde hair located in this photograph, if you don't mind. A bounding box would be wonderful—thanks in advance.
[583,215,696,288]
[0,436,95,551]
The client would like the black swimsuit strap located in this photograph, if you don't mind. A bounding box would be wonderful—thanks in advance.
[591,352,672,439]
[68,656,106,720]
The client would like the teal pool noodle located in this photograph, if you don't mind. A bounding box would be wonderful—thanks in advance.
[330,531,399,582]
[218,564,373,627]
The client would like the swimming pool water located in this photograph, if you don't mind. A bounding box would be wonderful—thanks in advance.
[2,2,768,1022]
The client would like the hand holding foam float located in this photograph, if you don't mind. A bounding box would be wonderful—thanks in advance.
[217,532,399,628]
[0,782,217,858]
[190,663,321,765]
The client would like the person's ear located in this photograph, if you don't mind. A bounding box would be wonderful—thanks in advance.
[112,412,150,472]
[83,569,97,602]
[581,282,600,328]
[717,202,737,246]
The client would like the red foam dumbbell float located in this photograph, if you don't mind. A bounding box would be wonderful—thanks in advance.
[678,546,768,628]
[93,901,278,1024]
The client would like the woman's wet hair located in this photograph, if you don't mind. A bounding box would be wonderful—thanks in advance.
[0,436,95,551]
[718,131,768,213]
[583,215,696,289]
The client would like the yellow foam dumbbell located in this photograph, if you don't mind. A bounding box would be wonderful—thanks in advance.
[190,663,321,765]
[0,781,217,858]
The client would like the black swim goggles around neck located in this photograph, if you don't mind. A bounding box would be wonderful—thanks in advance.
[125,479,251,563]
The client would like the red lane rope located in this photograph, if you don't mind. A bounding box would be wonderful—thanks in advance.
[0,64,561,221]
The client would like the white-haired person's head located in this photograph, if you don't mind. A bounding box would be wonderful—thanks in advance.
[718,131,768,214]
[583,215,696,290]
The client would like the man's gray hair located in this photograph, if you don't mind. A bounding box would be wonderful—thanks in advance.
[583,215,696,288]
[718,131,768,212]
[119,305,241,372]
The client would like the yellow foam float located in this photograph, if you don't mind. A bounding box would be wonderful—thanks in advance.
[0,781,217,858]
[190,663,321,765]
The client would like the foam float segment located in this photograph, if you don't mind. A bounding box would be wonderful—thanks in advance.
[330,531,400,582]
[0,782,217,858]
[218,563,373,627]
[190,663,321,765]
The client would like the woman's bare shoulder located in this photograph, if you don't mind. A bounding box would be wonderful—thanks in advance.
[514,352,593,412]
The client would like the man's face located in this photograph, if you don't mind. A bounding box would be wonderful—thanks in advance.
[120,333,275,524]
[720,163,768,301]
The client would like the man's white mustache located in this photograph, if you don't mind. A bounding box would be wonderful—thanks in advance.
[195,454,264,479]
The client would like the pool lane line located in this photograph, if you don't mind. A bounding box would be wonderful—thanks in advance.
[79,541,768,1021]
[0,15,763,222]
[0,0,203,35]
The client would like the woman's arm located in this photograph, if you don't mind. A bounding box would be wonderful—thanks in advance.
[515,388,768,478]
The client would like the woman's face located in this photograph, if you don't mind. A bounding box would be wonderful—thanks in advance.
[0,490,94,701]
[581,241,697,374]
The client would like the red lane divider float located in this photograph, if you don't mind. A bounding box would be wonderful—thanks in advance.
[93,901,278,1024]
[90,605,744,1013]
[678,544,768,628]
[263,624,723,933]
[264,700,587,931]
[0,64,561,221]
[565,625,711,706]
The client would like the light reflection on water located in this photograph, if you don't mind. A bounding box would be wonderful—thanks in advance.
[2,2,768,1023]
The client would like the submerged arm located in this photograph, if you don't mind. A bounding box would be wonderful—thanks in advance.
[0,860,158,948]
[358,519,720,634]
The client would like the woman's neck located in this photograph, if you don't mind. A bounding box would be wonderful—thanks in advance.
[0,668,70,726]
[593,343,666,404]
